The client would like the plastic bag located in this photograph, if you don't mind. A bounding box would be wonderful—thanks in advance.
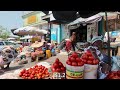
[111,56,120,71]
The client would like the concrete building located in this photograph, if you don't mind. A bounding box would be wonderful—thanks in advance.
[22,11,48,30]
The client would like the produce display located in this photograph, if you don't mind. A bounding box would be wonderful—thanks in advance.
[81,50,100,79]
[66,52,84,79]
[51,58,66,79]
[19,65,50,79]
[66,52,84,66]
[52,58,66,72]
[81,50,99,65]
[106,71,120,79]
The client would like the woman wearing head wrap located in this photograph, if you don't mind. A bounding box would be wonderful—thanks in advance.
[85,36,111,79]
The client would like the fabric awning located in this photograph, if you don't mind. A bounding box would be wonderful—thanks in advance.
[68,17,85,26]
[85,14,102,23]
[68,14,102,28]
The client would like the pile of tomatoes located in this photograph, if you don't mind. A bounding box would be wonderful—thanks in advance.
[66,52,84,66]
[19,65,50,79]
[51,58,66,73]
[81,50,99,65]
[106,71,120,79]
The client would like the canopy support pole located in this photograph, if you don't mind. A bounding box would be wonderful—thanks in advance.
[105,12,111,66]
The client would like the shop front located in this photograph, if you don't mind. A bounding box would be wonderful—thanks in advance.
[51,24,61,43]
[68,14,103,43]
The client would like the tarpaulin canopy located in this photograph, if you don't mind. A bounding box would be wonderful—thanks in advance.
[68,17,85,26]
[85,14,102,23]
[68,14,102,29]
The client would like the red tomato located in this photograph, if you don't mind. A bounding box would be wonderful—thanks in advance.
[19,73,22,77]
[87,60,93,64]
[30,75,34,78]
[95,59,99,64]
[72,61,78,66]
[81,55,88,60]
[56,68,61,72]
[86,52,92,57]
[59,62,63,67]
[82,59,87,63]
[78,62,83,66]
[52,68,56,72]
[108,73,115,79]
[67,60,72,65]
[88,56,94,61]
[117,71,120,76]
[68,56,72,60]
[112,75,120,79]
[53,63,59,68]
[55,58,59,63]
[72,53,78,58]
[92,60,96,65]
[32,71,35,75]
[70,57,76,62]
[61,67,65,71]
[76,58,81,62]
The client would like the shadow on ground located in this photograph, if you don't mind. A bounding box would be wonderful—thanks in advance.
[5,65,24,72]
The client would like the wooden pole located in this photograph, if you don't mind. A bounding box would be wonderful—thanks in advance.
[105,12,111,66]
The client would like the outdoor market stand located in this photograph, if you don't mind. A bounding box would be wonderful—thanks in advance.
[14,26,48,63]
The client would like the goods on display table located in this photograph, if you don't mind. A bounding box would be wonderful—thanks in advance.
[81,50,99,79]
[66,52,84,79]
[51,58,66,79]
[15,50,120,79]
[106,71,120,79]
[19,65,50,79]
[19,62,51,79]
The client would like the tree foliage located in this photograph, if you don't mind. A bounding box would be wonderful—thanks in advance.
[0,25,10,39]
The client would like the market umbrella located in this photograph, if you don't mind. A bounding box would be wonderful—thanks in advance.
[78,11,100,18]
[14,26,47,36]
[14,27,29,36]
[52,11,100,23]
[52,11,77,23]
[7,38,16,40]
[20,35,33,40]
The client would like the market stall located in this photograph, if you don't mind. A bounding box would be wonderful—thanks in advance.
[13,26,49,63]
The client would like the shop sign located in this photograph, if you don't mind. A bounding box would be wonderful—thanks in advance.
[27,15,37,24]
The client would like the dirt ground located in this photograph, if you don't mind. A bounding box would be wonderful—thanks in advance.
[1,53,68,75]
